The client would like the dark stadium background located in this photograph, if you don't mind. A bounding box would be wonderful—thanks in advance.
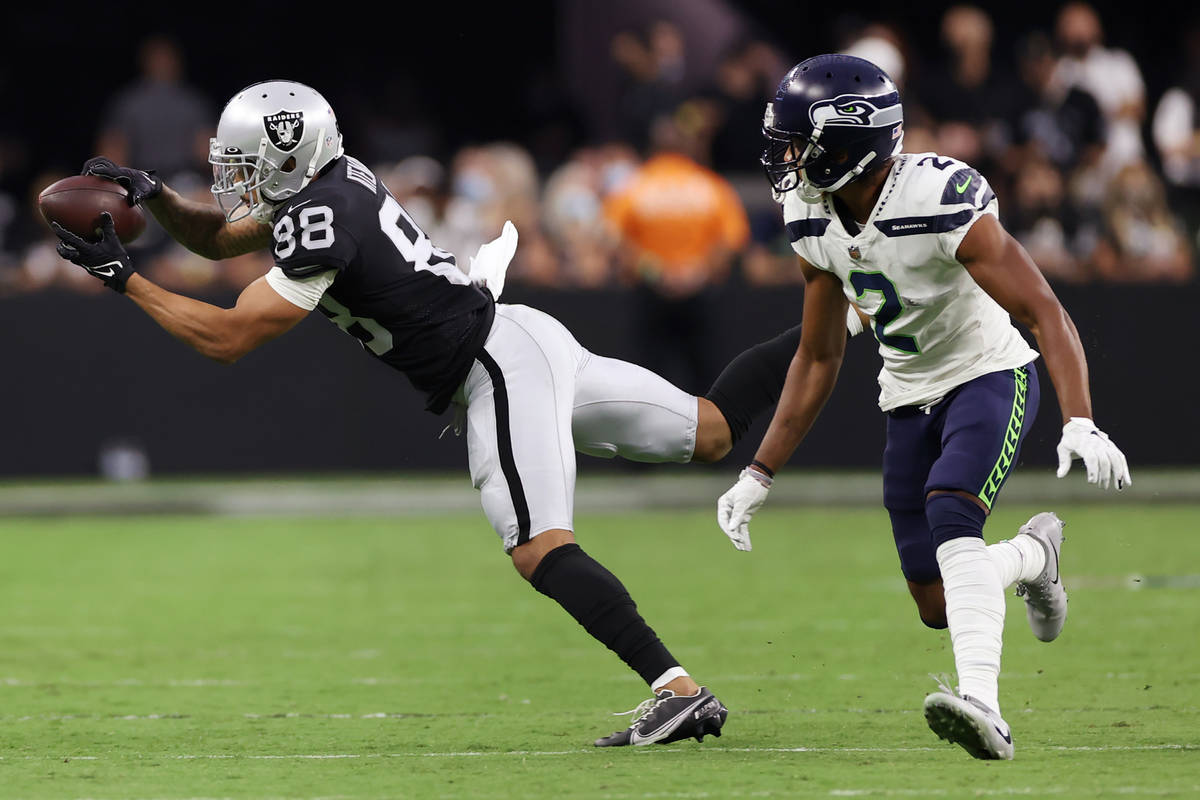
[2,0,1194,477]
[6,1,1183,177]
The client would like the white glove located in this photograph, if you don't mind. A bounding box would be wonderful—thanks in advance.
[717,467,772,551]
[1055,417,1131,489]
[846,305,865,337]
[468,220,518,301]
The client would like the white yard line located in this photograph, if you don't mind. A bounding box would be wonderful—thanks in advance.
[4,704,1195,723]
[4,744,1195,762]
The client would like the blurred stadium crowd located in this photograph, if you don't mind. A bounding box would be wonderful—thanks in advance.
[2,1,1198,298]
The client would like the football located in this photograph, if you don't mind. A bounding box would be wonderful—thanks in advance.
[38,175,147,244]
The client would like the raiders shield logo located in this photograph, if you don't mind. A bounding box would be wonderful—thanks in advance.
[264,111,305,152]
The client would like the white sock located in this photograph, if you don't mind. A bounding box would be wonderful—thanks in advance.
[936,537,1006,715]
[988,534,1046,587]
[650,666,690,693]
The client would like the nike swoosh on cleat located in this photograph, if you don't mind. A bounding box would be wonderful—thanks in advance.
[996,725,1013,745]
[629,696,708,745]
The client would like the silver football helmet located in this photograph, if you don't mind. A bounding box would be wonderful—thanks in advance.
[209,80,344,223]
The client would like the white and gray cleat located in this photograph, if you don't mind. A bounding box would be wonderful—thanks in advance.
[924,689,1014,760]
[1014,511,1068,642]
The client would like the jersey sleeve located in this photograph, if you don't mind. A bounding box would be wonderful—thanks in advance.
[265,266,337,310]
[270,185,362,278]
[933,162,999,262]
[780,190,833,269]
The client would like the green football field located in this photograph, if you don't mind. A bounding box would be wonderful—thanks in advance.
[0,502,1197,798]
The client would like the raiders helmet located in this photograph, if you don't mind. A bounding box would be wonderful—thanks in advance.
[761,54,904,202]
[209,80,344,223]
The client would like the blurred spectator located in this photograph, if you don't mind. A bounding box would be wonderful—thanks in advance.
[1011,32,1105,174]
[842,24,908,90]
[439,143,559,286]
[915,6,1020,169]
[610,22,690,154]
[703,39,788,173]
[94,35,214,261]
[541,144,638,287]
[1151,22,1200,248]
[1091,162,1195,283]
[1007,155,1092,283]
[605,113,749,390]
[1052,2,1145,172]
[94,35,213,183]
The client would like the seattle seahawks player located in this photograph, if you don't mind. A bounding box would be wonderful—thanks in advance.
[52,79,750,747]
[715,55,1131,760]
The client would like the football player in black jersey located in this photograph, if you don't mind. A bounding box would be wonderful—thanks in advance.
[53,79,818,747]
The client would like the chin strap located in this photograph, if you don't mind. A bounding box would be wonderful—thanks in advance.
[800,149,878,203]
[304,127,327,181]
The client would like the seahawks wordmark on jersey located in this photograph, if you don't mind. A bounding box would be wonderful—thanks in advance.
[783,152,1038,410]
[270,155,494,413]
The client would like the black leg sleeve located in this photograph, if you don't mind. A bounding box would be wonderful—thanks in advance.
[530,543,679,687]
[704,323,803,444]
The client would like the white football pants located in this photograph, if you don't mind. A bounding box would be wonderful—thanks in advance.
[459,303,698,552]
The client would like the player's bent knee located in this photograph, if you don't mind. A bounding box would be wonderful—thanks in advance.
[692,399,733,463]
[510,529,577,581]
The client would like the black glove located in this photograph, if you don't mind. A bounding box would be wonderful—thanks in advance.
[53,213,136,293]
[82,156,163,206]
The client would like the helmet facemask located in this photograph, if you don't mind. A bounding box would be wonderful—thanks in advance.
[210,139,277,223]
[763,117,894,204]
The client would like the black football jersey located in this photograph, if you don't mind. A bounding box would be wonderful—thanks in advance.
[270,155,494,413]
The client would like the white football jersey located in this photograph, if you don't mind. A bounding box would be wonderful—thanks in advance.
[783,152,1039,411]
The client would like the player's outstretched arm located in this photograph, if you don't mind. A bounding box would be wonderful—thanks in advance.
[716,260,848,550]
[125,273,309,364]
[956,214,1131,488]
[145,185,273,261]
[53,214,307,363]
[82,157,271,260]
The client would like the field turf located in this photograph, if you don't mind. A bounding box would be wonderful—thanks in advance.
[0,503,1197,798]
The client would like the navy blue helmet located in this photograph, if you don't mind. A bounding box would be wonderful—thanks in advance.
[761,54,904,201]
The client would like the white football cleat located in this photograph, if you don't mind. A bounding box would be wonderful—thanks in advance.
[924,689,1014,760]
[1014,511,1067,642]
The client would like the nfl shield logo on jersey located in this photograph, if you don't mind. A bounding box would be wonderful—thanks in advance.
[264,111,305,152]
[848,245,862,260]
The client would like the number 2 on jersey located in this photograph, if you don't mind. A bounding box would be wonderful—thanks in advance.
[849,271,920,354]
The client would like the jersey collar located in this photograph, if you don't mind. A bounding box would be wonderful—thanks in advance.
[823,155,905,238]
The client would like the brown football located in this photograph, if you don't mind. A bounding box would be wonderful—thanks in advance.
[38,174,147,244]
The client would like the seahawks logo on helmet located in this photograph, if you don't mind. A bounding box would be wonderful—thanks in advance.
[263,111,305,152]
[808,93,901,128]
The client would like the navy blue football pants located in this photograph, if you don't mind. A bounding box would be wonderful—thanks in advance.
[883,363,1040,584]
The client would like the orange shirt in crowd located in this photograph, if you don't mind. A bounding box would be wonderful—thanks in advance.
[604,153,750,277]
